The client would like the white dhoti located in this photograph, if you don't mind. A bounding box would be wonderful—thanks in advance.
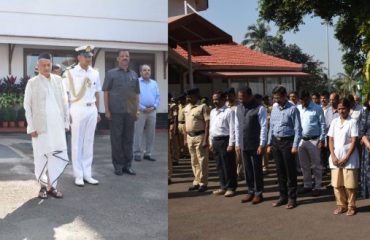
[32,89,69,188]
[70,103,97,179]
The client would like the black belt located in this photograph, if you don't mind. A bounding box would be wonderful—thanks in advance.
[178,121,185,124]
[273,136,294,141]
[187,130,205,137]
[302,136,319,141]
[213,135,229,141]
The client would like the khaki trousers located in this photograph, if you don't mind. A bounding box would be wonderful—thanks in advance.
[168,129,172,178]
[169,124,179,162]
[178,123,188,156]
[187,134,209,186]
[331,169,358,208]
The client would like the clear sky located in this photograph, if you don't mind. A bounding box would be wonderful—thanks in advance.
[200,0,343,77]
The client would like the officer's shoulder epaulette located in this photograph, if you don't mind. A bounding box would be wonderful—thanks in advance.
[65,63,77,70]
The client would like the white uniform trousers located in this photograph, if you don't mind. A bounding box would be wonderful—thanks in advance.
[70,103,98,179]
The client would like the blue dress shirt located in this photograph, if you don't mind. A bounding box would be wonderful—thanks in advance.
[297,101,326,141]
[138,77,160,111]
[267,101,302,148]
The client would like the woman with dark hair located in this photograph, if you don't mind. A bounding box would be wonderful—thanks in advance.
[328,98,359,216]
[360,92,370,199]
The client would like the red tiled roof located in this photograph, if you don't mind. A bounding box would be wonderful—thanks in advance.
[173,43,303,71]
[202,71,309,77]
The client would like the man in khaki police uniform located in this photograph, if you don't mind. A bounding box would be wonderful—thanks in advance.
[64,45,101,186]
[169,94,179,166]
[183,87,210,192]
[168,93,178,184]
[177,93,189,160]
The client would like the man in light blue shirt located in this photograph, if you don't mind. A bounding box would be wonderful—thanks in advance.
[297,90,326,196]
[133,64,160,161]
[267,86,302,209]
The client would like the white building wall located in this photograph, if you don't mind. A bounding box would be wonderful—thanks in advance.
[155,52,168,112]
[0,45,8,75]
[0,1,168,113]
[9,45,23,77]
[0,0,167,44]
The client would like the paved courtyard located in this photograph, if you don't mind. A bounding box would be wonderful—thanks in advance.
[169,156,370,240]
[0,130,168,240]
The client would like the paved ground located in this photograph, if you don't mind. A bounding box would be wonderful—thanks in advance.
[0,130,167,240]
[169,156,370,240]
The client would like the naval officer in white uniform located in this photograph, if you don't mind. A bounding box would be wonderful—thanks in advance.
[64,45,101,186]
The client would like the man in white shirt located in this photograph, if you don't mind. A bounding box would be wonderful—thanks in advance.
[349,94,363,126]
[64,45,101,186]
[24,53,70,199]
[209,91,236,197]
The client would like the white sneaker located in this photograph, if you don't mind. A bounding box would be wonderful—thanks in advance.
[75,178,84,187]
[84,177,99,185]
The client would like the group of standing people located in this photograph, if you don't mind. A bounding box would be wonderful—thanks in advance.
[170,84,370,216]
[24,46,160,199]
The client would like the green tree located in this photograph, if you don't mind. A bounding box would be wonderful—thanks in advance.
[258,0,370,73]
[241,19,272,51]
[242,21,327,92]
[331,69,361,97]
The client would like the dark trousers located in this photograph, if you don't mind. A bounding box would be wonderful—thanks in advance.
[212,137,237,190]
[110,113,135,170]
[242,149,263,195]
[321,137,329,170]
[272,137,297,200]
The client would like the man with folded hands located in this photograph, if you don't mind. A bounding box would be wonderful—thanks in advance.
[183,87,210,193]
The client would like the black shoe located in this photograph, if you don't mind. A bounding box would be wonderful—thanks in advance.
[143,155,156,161]
[134,155,142,162]
[298,187,312,195]
[123,167,136,175]
[188,185,200,191]
[168,178,172,185]
[198,185,208,192]
[114,169,123,176]
[312,189,320,197]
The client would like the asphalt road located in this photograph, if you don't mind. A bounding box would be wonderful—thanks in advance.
[169,156,370,240]
[0,130,168,240]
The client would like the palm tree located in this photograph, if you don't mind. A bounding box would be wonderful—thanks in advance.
[241,19,272,51]
[331,69,361,97]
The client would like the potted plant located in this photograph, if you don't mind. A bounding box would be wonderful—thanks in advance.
[7,93,18,127]
[13,94,25,127]
[0,94,11,127]
[8,107,17,127]
[2,107,12,127]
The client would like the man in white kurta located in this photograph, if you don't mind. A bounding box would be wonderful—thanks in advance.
[64,45,101,186]
[24,53,70,199]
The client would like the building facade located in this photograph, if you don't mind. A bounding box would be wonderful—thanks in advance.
[0,0,168,114]
[168,9,308,99]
